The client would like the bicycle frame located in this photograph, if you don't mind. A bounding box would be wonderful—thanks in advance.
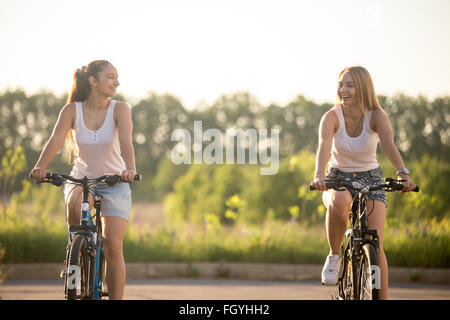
[348,188,379,248]
[69,180,105,300]
[339,187,380,299]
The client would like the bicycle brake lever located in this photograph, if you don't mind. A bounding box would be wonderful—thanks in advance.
[105,175,120,186]
[53,180,63,186]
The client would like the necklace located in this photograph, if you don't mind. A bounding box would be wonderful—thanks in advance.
[341,105,364,137]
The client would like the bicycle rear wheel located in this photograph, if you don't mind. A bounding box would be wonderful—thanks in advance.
[358,243,380,300]
[66,235,91,300]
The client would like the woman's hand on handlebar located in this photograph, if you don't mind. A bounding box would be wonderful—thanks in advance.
[311,174,328,192]
[121,168,137,182]
[397,173,416,193]
[30,167,47,182]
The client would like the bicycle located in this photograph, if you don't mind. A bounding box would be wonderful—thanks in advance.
[33,172,141,300]
[310,176,419,300]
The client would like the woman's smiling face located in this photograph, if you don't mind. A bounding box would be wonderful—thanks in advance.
[91,63,120,97]
[338,71,357,106]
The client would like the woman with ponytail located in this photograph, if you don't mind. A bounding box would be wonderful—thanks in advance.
[30,60,136,300]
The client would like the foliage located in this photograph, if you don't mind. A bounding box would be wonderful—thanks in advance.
[0,243,4,284]
[0,180,67,263]
[1,204,448,267]
[1,89,448,201]
[164,163,247,224]
[384,218,450,268]
[378,153,450,225]
[0,89,449,267]
[0,146,27,218]
[164,149,450,227]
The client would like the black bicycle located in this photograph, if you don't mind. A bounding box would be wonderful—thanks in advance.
[34,172,141,300]
[311,177,418,300]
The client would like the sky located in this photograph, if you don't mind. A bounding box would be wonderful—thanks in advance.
[1,0,449,109]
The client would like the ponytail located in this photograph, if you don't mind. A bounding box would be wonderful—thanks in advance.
[64,60,111,163]
[67,66,91,103]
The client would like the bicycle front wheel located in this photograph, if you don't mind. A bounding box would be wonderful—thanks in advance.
[66,235,91,300]
[358,243,380,300]
[339,244,357,300]
[94,248,108,299]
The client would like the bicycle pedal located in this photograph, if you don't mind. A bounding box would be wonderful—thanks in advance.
[59,266,67,279]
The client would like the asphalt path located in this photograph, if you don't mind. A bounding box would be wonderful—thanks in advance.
[1,279,449,300]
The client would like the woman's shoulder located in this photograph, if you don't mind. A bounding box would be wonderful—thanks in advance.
[112,100,132,123]
[60,102,76,116]
[320,106,340,132]
[113,100,131,111]
[322,105,340,122]
[370,107,388,122]
[370,107,389,132]
[55,102,76,128]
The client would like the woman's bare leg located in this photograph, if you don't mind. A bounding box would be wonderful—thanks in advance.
[323,189,353,255]
[366,200,388,300]
[102,216,127,300]
[66,186,93,226]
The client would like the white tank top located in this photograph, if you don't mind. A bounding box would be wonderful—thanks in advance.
[328,105,379,172]
[70,100,126,178]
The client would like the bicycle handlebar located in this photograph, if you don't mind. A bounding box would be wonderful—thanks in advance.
[309,178,419,193]
[31,172,142,187]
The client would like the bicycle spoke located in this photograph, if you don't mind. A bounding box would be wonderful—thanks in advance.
[362,285,372,300]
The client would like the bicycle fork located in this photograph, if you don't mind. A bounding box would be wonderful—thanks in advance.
[336,228,359,300]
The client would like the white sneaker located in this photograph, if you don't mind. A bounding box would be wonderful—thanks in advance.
[321,254,341,286]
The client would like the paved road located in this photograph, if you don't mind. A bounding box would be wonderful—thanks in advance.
[1,279,449,300]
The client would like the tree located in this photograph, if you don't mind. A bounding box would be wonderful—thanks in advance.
[0,146,27,219]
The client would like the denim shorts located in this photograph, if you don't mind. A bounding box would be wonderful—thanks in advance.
[63,182,132,221]
[325,167,387,208]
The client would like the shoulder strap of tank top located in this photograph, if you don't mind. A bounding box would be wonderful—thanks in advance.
[107,99,116,124]
[74,101,82,128]
[364,109,375,132]
[332,105,345,129]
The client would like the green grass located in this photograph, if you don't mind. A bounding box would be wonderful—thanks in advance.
[383,218,450,268]
[1,211,449,268]
[123,219,330,264]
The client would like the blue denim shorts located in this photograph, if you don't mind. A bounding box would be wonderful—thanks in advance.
[63,182,132,221]
[325,167,387,208]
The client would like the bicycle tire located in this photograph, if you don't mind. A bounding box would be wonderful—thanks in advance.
[95,248,107,299]
[66,235,91,300]
[358,243,380,300]
[339,244,356,300]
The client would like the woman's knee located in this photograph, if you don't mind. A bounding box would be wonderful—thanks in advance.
[103,237,124,261]
[328,191,352,215]
[101,216,127,261]
[66,187,93,217]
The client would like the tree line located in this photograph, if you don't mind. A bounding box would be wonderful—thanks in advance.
[0,89,448,223]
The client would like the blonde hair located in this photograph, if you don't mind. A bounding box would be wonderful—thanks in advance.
[65,60,111,163]
[335,66,382,114]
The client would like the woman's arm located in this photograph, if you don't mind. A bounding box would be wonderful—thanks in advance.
[373,109,416,192]
[115,102,137,182]
[311,110,338,191]
[30,103,75,181]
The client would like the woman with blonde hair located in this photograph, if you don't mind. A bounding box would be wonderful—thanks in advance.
[310,66,416,299]
[30,60,136,300]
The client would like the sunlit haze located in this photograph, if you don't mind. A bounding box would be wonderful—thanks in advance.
[1,0,449,109]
